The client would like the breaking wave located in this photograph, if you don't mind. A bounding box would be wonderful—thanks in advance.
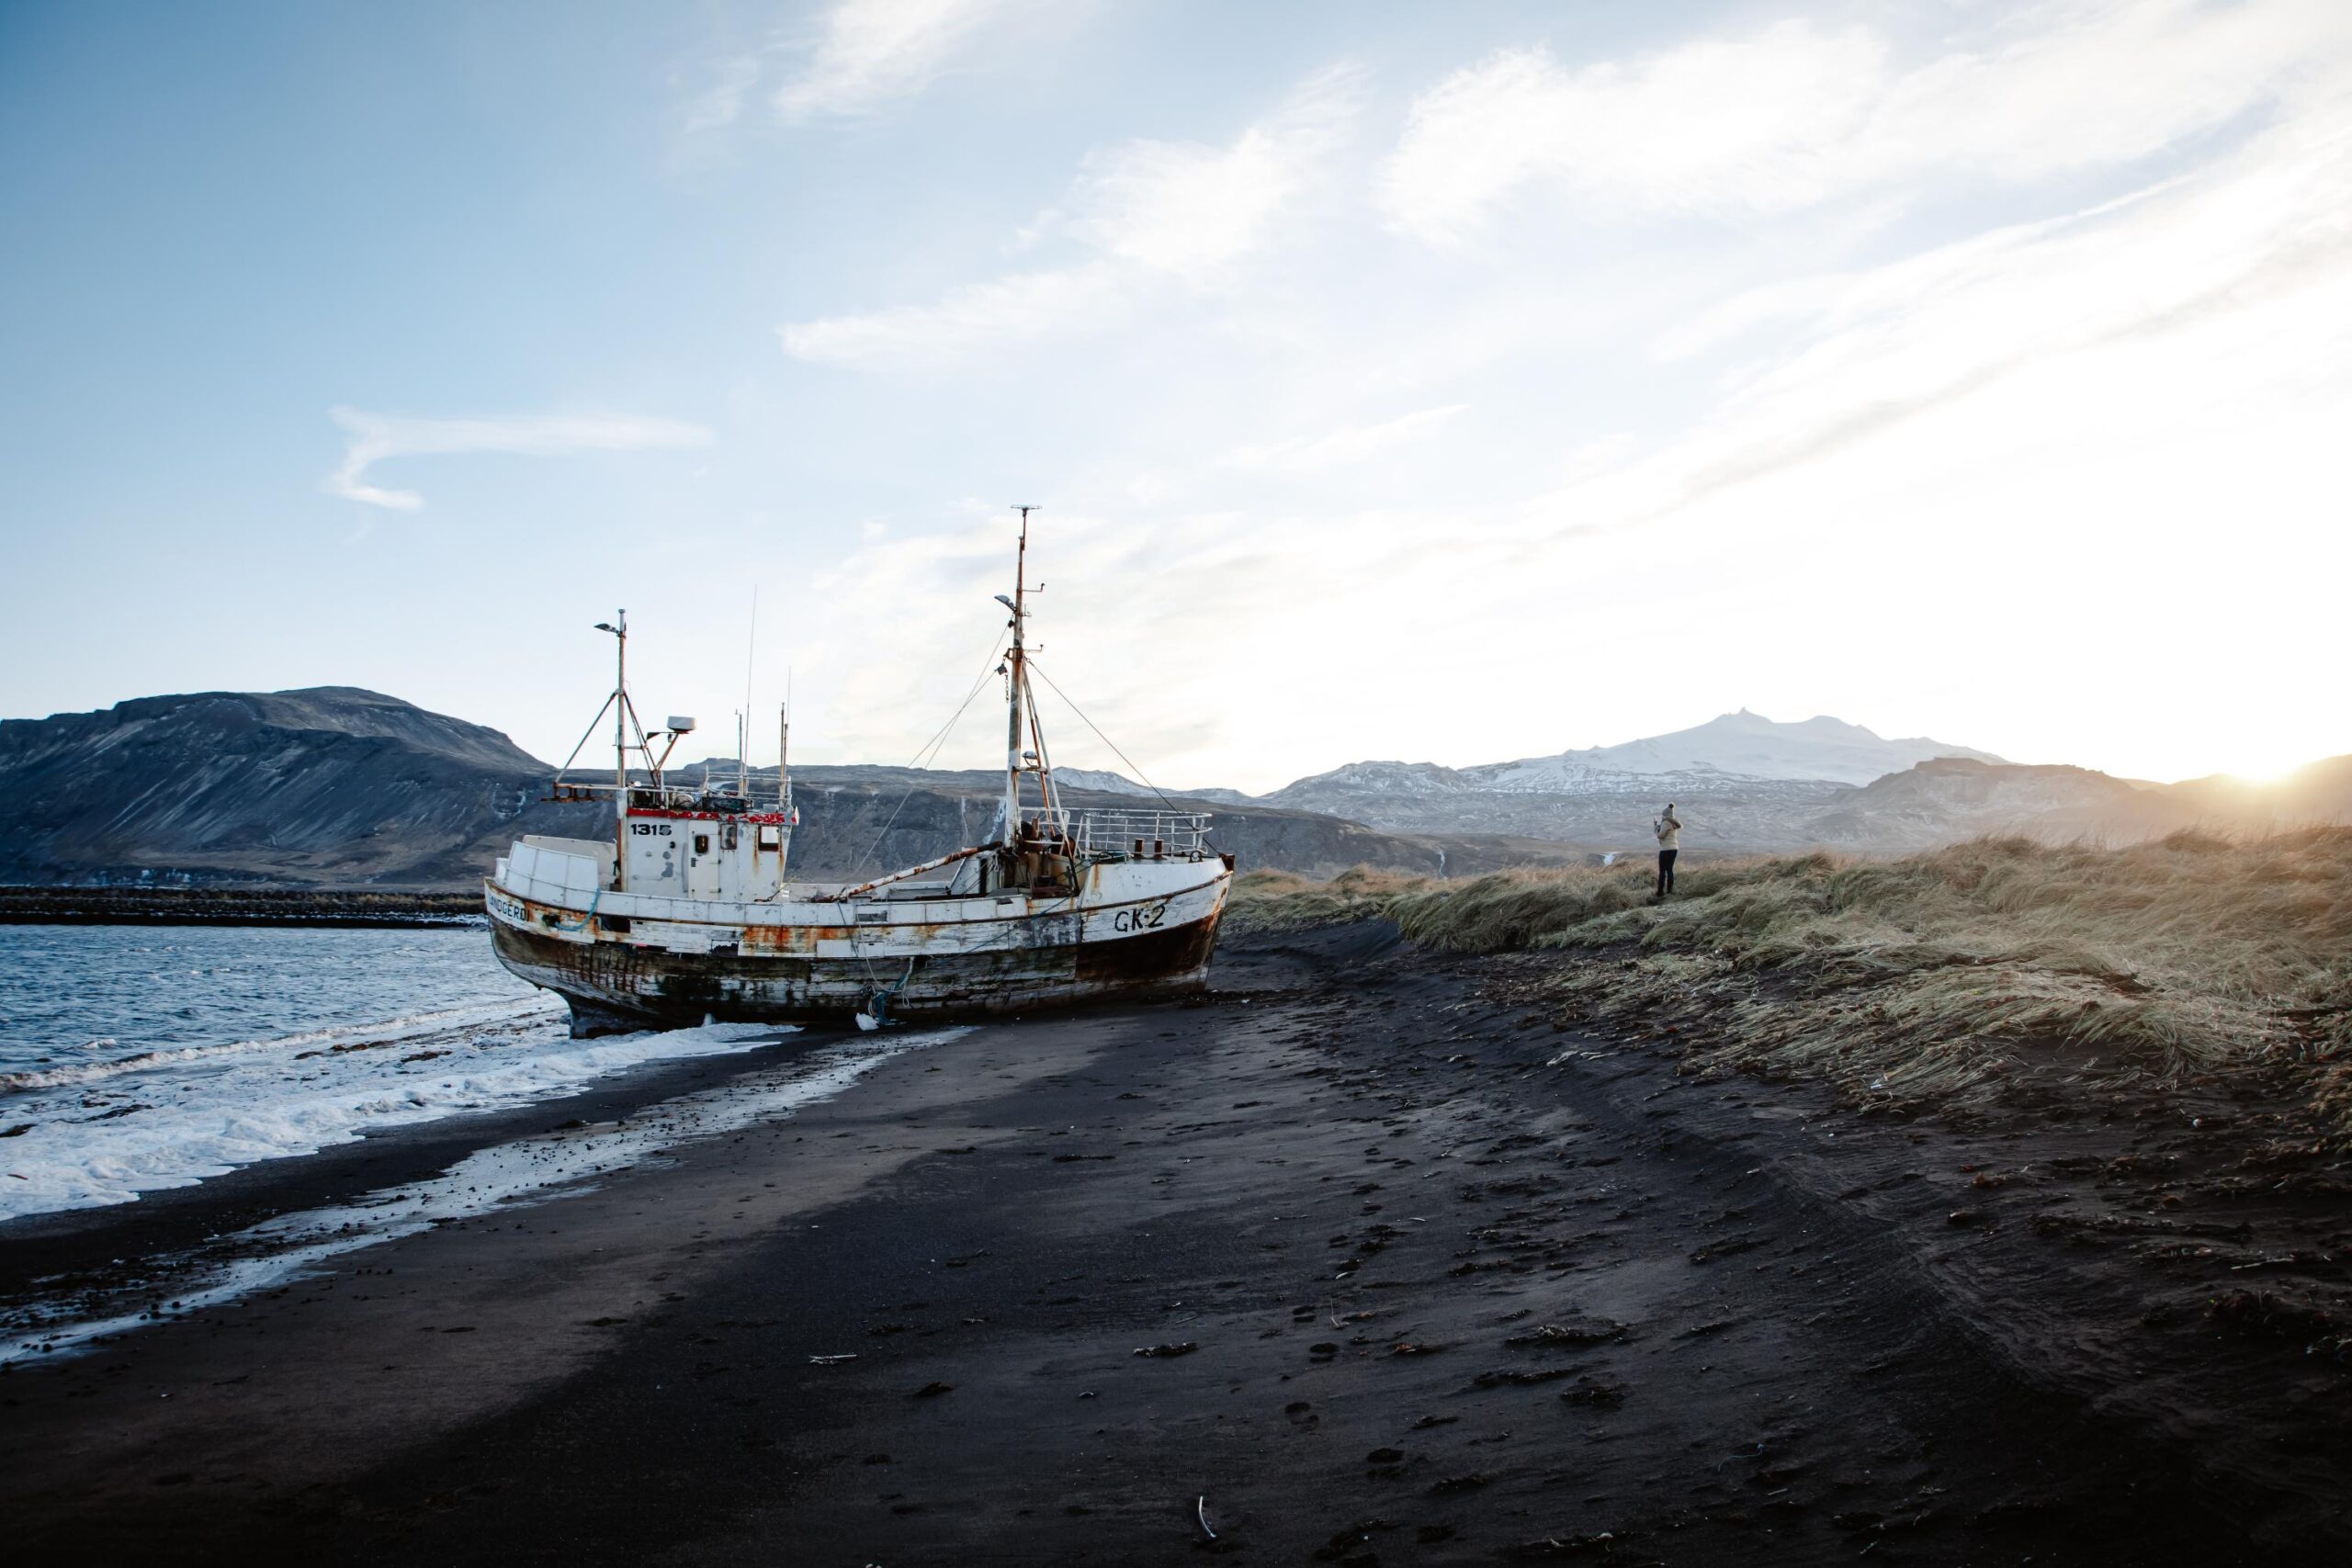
[0,998,554,1093]
[3,1028,965,1361]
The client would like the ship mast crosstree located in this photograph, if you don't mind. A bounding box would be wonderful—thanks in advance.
[1001,504,1061,838]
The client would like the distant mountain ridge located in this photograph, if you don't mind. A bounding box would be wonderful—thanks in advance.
[5,692,2342,887]
[1500,708,2006,787]
[1261,710,2003,803]
[1054,709,2000,809]
[0,691,1590,888]
[1808,755,2352,852]
[1208,709,1999,845]
[0,688,605,888]
[1062,711,2346,853]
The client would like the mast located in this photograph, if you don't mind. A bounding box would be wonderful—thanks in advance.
[740,587,758,795]
[557,610,659,895]
[989,507,1059,846]
[608,610,629,889]
[1004,505,1043,839]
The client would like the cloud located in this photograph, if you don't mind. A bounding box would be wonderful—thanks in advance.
[781,72,2352,790]
[680,54,763,135]
[1443,69,2349,482]
[1501,94,2352,542]
[781,62,1365,367]
[1382,0,2343,242]
[779,263,1126,370]
[1064,64,1362,279]
[1224,403,1466,472]
[323,408,714,510]
[775,0,1014,122]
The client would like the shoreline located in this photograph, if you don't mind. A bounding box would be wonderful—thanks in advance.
[2,926,2346,1562]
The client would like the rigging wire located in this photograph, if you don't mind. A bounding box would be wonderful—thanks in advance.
[850,631,1012,874]
[1027,659,1222,852]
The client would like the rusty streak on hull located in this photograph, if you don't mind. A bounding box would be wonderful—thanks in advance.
[490,906,1222,1035]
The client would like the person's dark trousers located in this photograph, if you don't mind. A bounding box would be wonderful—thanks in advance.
[1657,849,1678,896]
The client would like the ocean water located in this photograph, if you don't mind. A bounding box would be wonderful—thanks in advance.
[3,1027,966,1362]
[0,923,800,1222]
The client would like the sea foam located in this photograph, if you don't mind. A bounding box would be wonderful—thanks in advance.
[2,1027,964,1361]
[0,1001,805,1221]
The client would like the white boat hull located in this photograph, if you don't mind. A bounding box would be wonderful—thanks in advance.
[483,852,1230,1035]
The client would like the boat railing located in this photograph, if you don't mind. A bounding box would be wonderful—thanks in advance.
[1073,809,1212,860]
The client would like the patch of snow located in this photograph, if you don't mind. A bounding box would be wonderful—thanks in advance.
[1268,710,2002,796]
[1055,767,1154,796]
[1531,709,2003,786]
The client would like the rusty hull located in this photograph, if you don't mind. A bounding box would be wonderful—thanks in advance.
[490,905,1220,1035]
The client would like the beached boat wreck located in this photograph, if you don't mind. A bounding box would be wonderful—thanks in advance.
[484,512,1233,1035]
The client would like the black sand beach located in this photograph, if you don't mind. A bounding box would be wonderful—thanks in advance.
[4,925,2348,1564]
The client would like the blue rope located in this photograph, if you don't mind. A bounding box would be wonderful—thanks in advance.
[547,886,604,934]
[866,958,916,1025]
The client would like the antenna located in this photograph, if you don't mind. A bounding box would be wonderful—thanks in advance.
[740,588,758,793]
[779,666,793,810]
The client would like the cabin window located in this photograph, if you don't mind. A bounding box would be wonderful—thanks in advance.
[722,822,738,850]
[694,833,711,855]
[756,825,782,850]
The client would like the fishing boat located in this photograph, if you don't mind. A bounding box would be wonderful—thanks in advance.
[484,510,1234,1035]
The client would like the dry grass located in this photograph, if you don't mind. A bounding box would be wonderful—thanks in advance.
[1223,866,1431,934]
[1230,829,2352,1131]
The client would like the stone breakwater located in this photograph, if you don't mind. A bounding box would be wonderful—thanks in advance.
[0,886,481,927]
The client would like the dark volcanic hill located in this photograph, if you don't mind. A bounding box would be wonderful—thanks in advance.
[0,688,610,888]
[0,692,1596,889]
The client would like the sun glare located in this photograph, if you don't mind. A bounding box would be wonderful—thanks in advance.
[2214,750,2312,786]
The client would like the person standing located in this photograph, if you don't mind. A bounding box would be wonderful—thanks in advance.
[1654,804,1681,897]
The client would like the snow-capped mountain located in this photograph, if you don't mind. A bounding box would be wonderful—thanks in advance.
[1239,711,2004,848]
[1261,711,1996,803]
[1053,767,1254,806]
[1051,767,1159,797]
[1485,709,2003,789]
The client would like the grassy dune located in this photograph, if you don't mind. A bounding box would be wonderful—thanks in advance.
[1229,829,2352,1133]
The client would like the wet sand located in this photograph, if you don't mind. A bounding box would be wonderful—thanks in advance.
[3,925,2347,1564]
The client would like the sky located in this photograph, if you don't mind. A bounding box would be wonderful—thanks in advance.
[3,0,2348,795]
